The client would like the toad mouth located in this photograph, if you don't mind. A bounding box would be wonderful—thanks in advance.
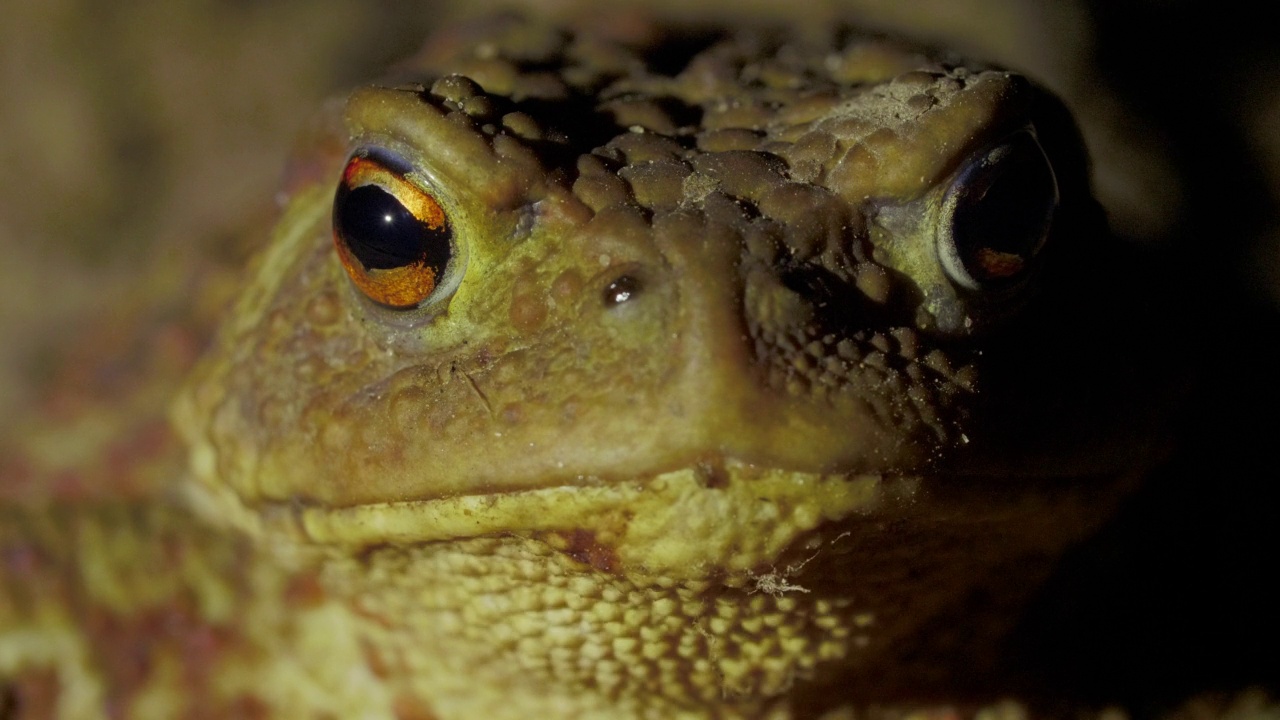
[285,462,922,578]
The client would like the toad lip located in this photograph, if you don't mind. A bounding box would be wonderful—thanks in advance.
[289,462,922,579]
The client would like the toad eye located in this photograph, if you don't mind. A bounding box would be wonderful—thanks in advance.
[937,130,1059,291]
[333,152,454,309]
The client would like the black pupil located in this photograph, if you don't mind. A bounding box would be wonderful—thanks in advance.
[952,137,1056,279]
[334,183,451,271]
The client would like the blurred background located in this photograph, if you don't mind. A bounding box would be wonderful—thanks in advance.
[1,0,1276,714]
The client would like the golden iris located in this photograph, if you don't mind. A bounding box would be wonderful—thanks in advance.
[333,154,453,308]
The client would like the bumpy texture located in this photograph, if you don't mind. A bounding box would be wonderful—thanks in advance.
[2,14,1180,719]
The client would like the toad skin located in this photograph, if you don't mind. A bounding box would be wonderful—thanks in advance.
[1,15,1174,719]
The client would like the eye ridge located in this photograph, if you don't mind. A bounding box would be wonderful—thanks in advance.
[333,154,455,309]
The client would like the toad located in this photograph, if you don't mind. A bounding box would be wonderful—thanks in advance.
[1,15,1179,719]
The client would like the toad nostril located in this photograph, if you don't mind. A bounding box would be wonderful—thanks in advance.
[602,274,643,307]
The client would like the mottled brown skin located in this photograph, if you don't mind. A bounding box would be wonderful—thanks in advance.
[2,15,1178,719]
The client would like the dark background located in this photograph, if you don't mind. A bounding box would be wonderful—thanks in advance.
[1011,2,1280,714]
